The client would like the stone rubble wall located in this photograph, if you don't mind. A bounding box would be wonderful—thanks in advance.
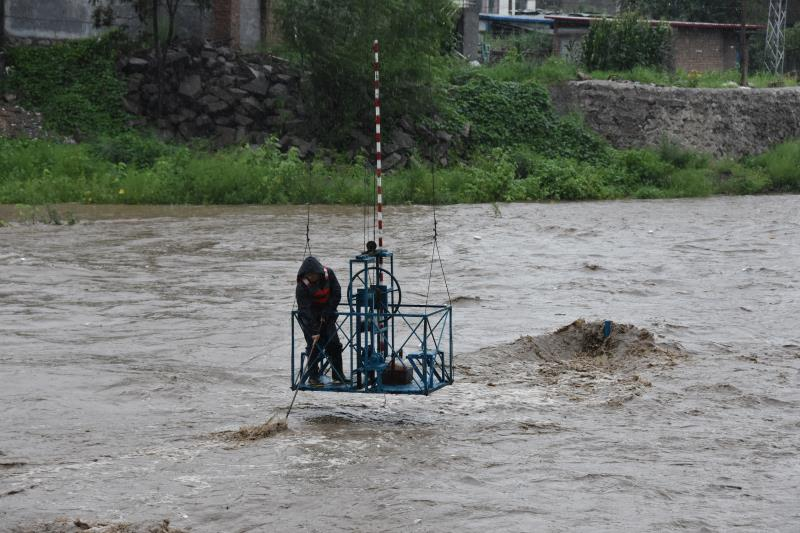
[122,41,308,151]
[550,80,800,157]
[121,42,462,169]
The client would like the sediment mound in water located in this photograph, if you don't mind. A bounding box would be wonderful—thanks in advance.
[459,319,684,405]
[214,413,288,444]
[10,518,185,533]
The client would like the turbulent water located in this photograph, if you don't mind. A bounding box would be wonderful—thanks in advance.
[1,197,798,532]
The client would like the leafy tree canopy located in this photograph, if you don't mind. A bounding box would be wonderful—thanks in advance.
[277,0,457,146]
[582,12,671,71]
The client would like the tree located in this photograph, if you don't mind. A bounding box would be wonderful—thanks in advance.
[277,0,456,146]
[582,12,671,71]
[91,0,211,115]
[786,24,800,71]
[619,0,767,24]
[739,0,750,85]
[1,0,5,49]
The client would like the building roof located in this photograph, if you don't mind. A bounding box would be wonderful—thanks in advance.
[478,14,554,27]
[545,15,764,31]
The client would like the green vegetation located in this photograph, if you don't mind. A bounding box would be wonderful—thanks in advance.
[0,32,129,137]
[582,13,671,71]
[478,34,796,89]
[447,54,578,86]
[0,11,798,209]
[276,0,456,146]
[1,135,797,206]
[619,0,765,24]
[484,31,552,63]
[585,66,798,88]
[472,44,796,88]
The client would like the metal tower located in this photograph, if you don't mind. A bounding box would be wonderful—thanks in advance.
[766,0,789,74]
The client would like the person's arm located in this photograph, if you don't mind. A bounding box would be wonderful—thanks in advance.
[296,283,317,334]
[324,269,341,321]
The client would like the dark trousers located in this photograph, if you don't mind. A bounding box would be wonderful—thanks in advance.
[302,318,344,379]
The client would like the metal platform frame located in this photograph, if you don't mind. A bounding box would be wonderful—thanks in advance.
[291,250,453,396]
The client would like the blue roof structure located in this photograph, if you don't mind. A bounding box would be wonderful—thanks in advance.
[478,13,554,27]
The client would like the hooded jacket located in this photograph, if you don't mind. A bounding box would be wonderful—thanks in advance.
[296,256,341,333]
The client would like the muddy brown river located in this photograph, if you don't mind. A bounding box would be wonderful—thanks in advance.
[1,196,798,532]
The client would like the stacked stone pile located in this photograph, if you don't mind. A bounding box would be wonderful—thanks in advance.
[121,41,306,150]
[120,41,464,168]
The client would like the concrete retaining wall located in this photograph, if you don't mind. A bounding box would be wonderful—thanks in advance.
[5,0,106,41]
[2,0,256,50]
[550,80,800,157]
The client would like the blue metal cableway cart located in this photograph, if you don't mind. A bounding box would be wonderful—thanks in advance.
[291,244,453,396]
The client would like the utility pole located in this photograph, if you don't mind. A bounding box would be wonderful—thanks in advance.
[1,0,6,49]
[152,0,163,116]
[739,0,750,86]
[766,0,788,74]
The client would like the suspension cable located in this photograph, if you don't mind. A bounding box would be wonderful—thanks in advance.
[363,168,369,252]
[293,203,313,313]
[423,47,451,308]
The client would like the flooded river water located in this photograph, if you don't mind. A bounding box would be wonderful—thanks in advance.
[1,196,798,532]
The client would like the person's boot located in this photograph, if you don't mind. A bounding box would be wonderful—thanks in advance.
[307,360,322,386]
[330,348,345,384]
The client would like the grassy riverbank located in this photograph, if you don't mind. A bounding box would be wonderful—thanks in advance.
[1,135,798,206]
[1,36,799,208]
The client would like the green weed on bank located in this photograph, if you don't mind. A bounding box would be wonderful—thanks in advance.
[1,136,798,207]
[577,67,798,89]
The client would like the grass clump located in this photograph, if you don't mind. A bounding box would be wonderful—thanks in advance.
[584,67,798,88]
[711,159,769,195]
[750,141,800,192]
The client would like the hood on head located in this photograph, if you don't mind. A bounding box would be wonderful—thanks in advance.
[297,256,324,281]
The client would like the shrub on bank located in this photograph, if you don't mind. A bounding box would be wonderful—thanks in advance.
[712,159,770,195]
[752,141,800,192]
[445,74,610,165]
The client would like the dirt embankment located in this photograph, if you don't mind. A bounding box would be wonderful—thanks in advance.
[0,102,45,139]
[459,319,685,405]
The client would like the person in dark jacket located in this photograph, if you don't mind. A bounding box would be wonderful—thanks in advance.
[296,256,344,385]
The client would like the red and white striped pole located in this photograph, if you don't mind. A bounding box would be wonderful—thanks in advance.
[373,40,386,353]
[373,39,383,251]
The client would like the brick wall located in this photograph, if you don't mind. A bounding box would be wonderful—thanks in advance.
[551,24,742,73]
[212,0,243,46]
[213,0,231,41]
[230,0,240,47]
[671,27,739,72]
